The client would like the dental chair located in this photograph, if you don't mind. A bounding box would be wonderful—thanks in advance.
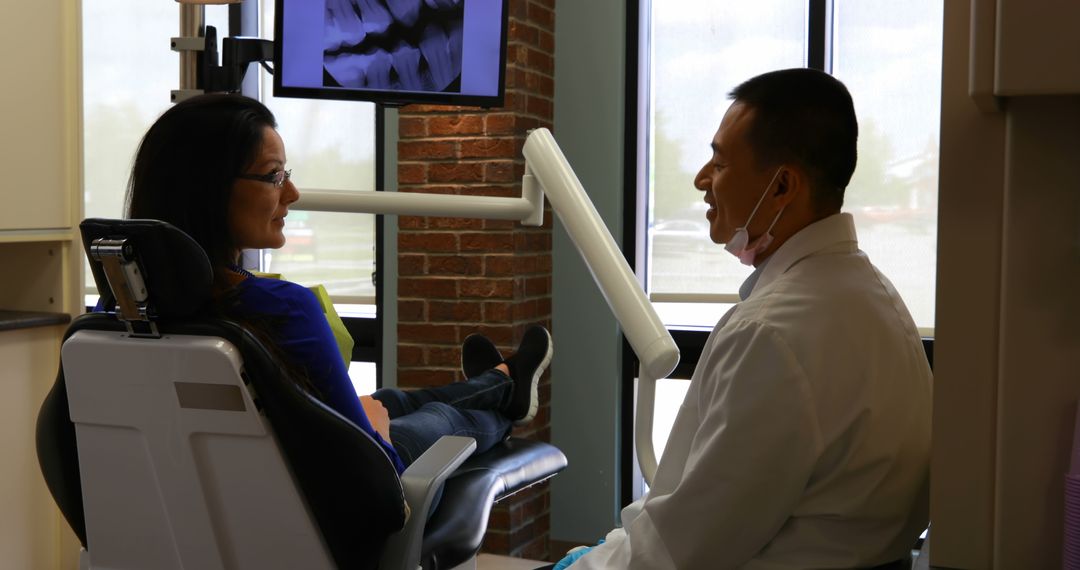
[35,218,567,570]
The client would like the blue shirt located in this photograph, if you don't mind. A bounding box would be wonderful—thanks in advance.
[230,274,406,473]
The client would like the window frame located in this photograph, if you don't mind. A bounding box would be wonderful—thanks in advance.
[621,0,935,506]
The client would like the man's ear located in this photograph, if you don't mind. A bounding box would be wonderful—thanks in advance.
[772,166,802,205]
[774,168,789,195]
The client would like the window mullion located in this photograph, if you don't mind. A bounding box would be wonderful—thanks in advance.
[808,0,832,71]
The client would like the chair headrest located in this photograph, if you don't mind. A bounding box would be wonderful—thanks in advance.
[80,218,213,319]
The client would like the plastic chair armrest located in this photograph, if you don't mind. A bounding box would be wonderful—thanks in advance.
[379,435,477,570]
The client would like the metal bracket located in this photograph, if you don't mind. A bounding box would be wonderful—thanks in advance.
[90,238,160,338]
[170,36,206,52]
[171,89,205,103]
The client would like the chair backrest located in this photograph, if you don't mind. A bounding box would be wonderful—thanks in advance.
[37,219,407,570]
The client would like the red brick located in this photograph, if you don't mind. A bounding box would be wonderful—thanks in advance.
[460,279,515,299]
[429,300,482,322]
[398,216,427,230]
[485,113,518,135]
[527,95,553,118]
[399,232,459,253]
[514,232,551,251]
[468,184,520,198]
[523,276,551,296]
[473,325,516,346]
[484,219,517,231]
[485,255,516,276]
[527,2,555,30]
[425,346,461,367]
[398,323,458,344]
[399,185,460,195]
[461,232,515,252]
[482,529,510,554]
[508,0,529,20]
[397,344,424,364]
[508,20,539,45]
[483,301,513,322]
[398,277,458,299]
[398,254,425,276]
[398,140,456,160]
[507,44,528,67]
[399,163,427,185]
[427,217,484,230]
[526,48,554,76]
[406,103,461,113]
[516,534,550,562]
[398,368,458,389]
[428,115,485,136]
[460,138,518,159]
[399,116,428,138]
[430,162,485,183]
[427,255,483,276]
[489,507,511,529]
[398,299,426,322]
[484,161,518,183]
[538,29,554,53]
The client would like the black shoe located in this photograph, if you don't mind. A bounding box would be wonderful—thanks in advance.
[503,325,553,425]
[461,333,504,379]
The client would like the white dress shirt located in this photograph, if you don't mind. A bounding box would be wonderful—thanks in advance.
[573,213,932,569]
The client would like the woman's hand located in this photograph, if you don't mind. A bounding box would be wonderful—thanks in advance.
[359,395,392,443]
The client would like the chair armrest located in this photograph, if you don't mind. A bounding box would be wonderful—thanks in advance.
[379,435,477,570]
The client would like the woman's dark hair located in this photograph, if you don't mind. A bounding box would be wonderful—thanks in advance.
[126,95,322,394]
[729,68,858,216]
[126,93,277,287]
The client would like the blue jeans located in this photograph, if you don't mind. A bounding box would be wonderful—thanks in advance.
[371,370,513,467]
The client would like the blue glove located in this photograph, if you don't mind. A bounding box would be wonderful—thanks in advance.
[553,539,604,570]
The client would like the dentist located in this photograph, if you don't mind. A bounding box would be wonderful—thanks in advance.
[560,68,932,569]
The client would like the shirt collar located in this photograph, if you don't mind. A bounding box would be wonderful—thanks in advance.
[738,259,769,301]
[738,212,859,300]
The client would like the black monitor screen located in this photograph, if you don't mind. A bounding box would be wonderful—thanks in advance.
[274,0,508,107]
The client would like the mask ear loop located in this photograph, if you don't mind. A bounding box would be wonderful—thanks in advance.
[740,167,784,231]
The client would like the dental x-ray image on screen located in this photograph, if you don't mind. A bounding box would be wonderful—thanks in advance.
[275,0,506,106]
[323,0,464,93]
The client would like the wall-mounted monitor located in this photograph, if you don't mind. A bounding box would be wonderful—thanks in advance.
[274,0,509,107]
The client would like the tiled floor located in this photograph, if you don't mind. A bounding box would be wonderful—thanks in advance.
[476,553,551,570]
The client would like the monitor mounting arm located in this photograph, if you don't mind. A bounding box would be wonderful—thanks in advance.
[171,0,272,102]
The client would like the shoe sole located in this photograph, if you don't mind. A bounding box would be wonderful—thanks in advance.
[515,327,553,426]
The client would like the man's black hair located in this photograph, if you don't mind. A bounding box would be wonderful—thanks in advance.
[729,68,858,214]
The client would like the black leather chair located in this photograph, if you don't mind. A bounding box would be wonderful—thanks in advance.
[36,218,566,570]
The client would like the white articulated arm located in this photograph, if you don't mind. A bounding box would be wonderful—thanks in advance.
[522,127,677,484]
[296,188,545,225]
[289,127,676,484]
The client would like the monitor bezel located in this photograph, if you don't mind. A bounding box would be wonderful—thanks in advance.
[272,0,510,108]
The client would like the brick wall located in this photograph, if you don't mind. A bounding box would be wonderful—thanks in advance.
[396,0,556,561]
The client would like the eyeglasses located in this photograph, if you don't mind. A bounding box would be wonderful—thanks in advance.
[237,169,292,188]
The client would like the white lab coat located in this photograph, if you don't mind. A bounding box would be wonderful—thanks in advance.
[573,213,932,569]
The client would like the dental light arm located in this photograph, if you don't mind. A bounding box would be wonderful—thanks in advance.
[295,127,677,484]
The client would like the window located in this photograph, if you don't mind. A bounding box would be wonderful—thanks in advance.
[632,0,943,496]
[258,2,379,306]
[82,2,382,386]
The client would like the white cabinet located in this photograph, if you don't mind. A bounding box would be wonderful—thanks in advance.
[0,0,83,567]
[0,324,80,570]
[0,0,78,230]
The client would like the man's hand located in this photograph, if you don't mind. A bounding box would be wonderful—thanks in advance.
[359,395,392,443]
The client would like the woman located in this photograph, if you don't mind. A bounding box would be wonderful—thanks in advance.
[125,93,551,473]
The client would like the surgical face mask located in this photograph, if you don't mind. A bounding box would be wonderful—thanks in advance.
[724,168,785,266]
